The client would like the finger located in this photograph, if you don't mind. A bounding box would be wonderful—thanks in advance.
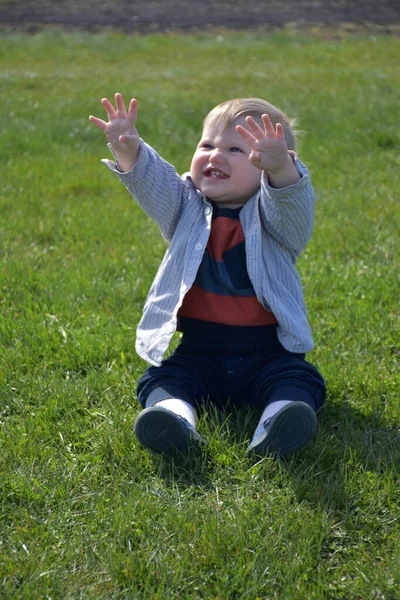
[235,124,256,145]
[127,98,138,124]
[101,97,117,120]
[245,116,266,140]
[261,114,276,137]
[88,115,108,130]
[275,122,285,140]
[115,92,127,116]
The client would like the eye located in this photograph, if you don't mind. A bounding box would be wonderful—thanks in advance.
[230,146,243,153]
[200,143,213,150]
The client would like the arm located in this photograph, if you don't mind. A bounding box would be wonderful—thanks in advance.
[90,93,189,240]
[237,115,315,253]
[259,159,315,254]
[89,93,140,173]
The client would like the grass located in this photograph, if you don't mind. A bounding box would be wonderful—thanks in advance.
[0,29,399,599]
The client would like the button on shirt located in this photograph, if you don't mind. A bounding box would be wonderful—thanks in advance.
[103,140,316,367]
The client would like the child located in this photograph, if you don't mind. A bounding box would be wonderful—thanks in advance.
[89,93,326,457]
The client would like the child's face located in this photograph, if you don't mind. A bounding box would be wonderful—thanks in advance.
[190,116,262,208]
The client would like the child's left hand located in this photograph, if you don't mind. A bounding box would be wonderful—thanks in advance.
[236,114,300,186]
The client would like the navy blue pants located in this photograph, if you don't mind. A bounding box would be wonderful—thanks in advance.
[137,323,326,413]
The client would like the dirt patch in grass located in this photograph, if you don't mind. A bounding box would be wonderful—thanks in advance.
[0,0,399,34]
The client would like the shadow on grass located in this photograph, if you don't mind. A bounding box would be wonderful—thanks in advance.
[146,399,400,515]
[147,404,258,490]
[281,400,400,514]
[149,447,215,491]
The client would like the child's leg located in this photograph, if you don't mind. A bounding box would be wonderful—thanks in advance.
[248,387,317,456]
[249,356,326,457]
[134,349,216,455]
[145,386,197,428]
[134,385,205,455]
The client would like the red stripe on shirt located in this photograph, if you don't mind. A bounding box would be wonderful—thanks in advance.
[179,286,277,326]
[207,216,245,262]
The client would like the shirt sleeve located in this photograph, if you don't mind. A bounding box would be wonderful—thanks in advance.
[258,154,316,254]
[102,140,189,242]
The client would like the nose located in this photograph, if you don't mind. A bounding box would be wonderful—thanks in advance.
[209,147,224,162]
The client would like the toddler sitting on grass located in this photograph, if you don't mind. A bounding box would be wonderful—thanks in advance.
[89,93,326,457]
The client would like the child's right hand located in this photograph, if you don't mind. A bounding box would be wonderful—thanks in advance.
[89,93,140,172]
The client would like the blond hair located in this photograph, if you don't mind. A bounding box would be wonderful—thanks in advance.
[203,98,297,150]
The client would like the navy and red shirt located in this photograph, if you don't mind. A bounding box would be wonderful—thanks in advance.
[178,204,277,335]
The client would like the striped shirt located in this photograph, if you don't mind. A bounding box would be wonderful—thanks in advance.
[178,204,277,327]
[103,140,316,367]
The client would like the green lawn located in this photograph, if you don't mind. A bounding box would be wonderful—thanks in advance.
[0,30,399,599]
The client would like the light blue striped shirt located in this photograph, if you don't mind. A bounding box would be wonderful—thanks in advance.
[103,140,316,367]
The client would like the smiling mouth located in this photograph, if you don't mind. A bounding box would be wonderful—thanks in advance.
[204,168,228,179]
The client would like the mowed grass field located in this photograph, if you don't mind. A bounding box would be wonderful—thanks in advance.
[0,30,399,599]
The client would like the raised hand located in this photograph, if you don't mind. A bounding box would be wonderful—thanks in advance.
[89,93,140,172]
[236,114,300,187]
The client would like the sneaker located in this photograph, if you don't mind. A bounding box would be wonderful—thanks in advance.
[134,406,206,455]
[247,401,317,457]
